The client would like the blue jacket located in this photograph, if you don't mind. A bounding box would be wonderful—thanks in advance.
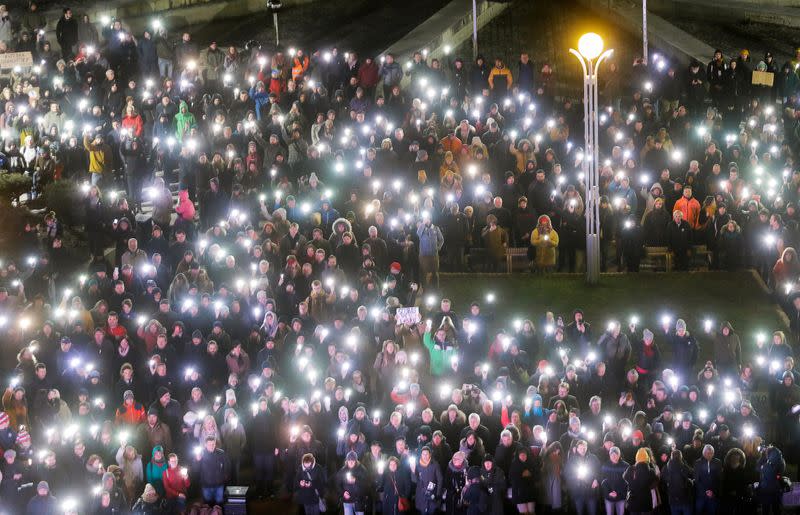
[758,447,786,494]
[249,85,271,121]
[693,457,722,497]
[608,182,638,213]
[417,223,444,257]
[600,459,629,501]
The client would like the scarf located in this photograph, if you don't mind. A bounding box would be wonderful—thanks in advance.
[419,454,431,467]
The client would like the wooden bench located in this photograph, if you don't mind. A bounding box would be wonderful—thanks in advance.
[505,247,529,273]
[691,245,711,270]
[642,246,672,272]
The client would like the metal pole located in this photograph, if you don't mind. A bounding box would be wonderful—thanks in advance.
[586,59,599,284]
[582,66,591,276]
[591,61,601,282]
[472,0,478,61]
[642,0,648,64]
[274,12,280,46]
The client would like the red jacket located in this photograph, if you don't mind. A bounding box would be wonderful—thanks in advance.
[389,391,430,410]
[163,466,190,499]
[357,61,380,88]
[121,114,144,138]
[115,402,146,426]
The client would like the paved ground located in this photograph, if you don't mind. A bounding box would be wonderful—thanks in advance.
[184,0,450,56]
[452,0,642,98]
[667,16,799,65]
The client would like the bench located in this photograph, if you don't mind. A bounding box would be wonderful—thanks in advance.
[642,246,672,272]
[505,247,529,273]
[691,245,711,270]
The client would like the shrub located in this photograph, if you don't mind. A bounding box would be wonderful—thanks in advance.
[0,201,32,248]
[0,173,31,203]
[42,180,86,228]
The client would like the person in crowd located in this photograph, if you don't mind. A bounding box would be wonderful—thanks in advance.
[0,9,792,514]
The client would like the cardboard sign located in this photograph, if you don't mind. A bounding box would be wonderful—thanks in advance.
[752,70,774,87]
[0,52,33,70]
[395,307,421,325]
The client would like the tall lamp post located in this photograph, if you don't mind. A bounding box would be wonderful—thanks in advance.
[642,0,648,64]
[570,33,613,285]
[471,0,478,60]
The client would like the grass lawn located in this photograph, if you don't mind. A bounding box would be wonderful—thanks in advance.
[439,271,787,366]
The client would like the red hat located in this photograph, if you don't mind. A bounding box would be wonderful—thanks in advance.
[0,412,8,426]
[16,430,30,445]
[632,430,644,440]
[390,262,401,273]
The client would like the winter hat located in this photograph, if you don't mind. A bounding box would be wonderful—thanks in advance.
[156,386,169,399]
[483,454,494,464]
[3,449,15,459]
[417,425,432,440]
[642,328,654,340]
[37,481,49,492]
[675,319,687,332]
[632,430,644,441]
[147,407,159,416]
[653,422,664,434]
[345,451,359,462]
[635,448,650,464]
[390,262,401,273]
[609,446,621,457]
[123,390,134,401]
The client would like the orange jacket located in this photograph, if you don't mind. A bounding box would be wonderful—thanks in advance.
[673,196,701,228]
[115,402,146,426]
[291,55,309,81]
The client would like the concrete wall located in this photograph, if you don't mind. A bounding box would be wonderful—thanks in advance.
[576,0,714,64]
[651,0,800,7]
[381,0,510,87]
[649,0,800,27]
[40,0,324,50]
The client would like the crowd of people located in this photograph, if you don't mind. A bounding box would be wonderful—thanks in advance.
[0,0,798,514]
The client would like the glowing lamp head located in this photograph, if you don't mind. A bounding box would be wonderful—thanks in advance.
[578,33,604,60]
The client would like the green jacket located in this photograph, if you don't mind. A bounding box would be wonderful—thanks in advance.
[155,35,173,60]
[145,446,168,496]
[204,48,225,81]
[20,12,46,34]
[422,330,457,376]
[174,101,197,142]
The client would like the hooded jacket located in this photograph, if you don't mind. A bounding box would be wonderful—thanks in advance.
[173,101,197,142]
[712,322,741,372]
[295,456,326,505]
[144,445,168,495]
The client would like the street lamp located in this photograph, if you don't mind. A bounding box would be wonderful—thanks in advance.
[570,33,613,285]
[268,0,282,46]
